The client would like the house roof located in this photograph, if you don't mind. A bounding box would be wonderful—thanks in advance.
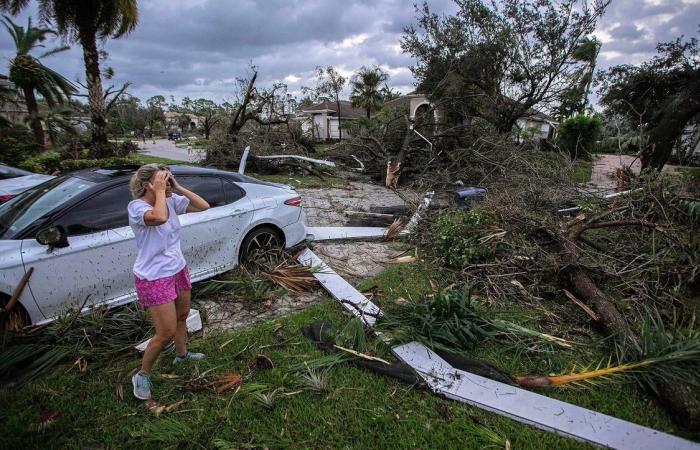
[299,100,365,118]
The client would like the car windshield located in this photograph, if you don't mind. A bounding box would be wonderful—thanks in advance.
[0,176,96,239]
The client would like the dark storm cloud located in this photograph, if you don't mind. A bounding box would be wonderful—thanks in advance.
[0,0,697,103]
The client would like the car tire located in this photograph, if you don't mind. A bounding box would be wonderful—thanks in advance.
[239,226,283,263]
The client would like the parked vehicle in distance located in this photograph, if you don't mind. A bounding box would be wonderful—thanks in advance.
[167,131,182,140]
[0,165,307,327]
[0,164,55,204]
[0,163,34,180]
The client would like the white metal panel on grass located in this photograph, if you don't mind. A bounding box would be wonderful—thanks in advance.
[297,248,380,326]
[305,226,387,241]
[391,342,700,450]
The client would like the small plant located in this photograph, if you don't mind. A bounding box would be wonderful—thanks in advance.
[251,388,282,410]
[433,208,500,269]
[299,367,331,394]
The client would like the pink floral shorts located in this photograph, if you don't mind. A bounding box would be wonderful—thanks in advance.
[134,266,191,308]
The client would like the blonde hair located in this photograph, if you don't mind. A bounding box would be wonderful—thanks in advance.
[129,164,167,198]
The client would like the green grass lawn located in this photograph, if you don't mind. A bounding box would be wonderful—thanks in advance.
[1,260,689,450]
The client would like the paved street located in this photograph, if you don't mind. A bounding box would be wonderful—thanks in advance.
[137,139,203,163]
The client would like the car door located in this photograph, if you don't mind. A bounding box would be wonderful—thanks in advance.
[20,183,137,321]
[176,175,253,280]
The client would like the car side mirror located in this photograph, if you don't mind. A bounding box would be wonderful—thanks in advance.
[36,226,69,249]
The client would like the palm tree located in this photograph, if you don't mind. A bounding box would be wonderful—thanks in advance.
[2,15,75,149]
[1,1,139,155]
[350,66,389,119]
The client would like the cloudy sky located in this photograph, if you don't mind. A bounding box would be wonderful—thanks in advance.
[0,0,697,107]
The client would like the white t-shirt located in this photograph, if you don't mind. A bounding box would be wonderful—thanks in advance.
[128,193,190,281]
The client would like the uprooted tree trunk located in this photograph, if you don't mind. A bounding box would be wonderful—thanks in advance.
[559,214,700,429]
[385,116,416,188]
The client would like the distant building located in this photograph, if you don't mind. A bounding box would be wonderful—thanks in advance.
[0,77,28,125]
[385,93,557,141]
[164,111,204,132]
[297,100,365,140]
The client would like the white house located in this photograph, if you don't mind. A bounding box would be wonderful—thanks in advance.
[297,100,365,140]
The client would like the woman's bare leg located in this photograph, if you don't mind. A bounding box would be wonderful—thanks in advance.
[141,302,177,373]
[173,290,191,356]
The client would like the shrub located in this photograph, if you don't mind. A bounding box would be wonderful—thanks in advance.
[433,208,500,269]
[60,157,133,172]
[19,151,62,174]
[556,114,602,159]
[0,125,40,166]
[115,140,139,157]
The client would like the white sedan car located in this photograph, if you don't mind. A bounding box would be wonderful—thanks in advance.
[0,163,55,204]
[0,165,307,327]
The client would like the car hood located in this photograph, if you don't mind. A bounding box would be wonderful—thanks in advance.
[0,174,55,195]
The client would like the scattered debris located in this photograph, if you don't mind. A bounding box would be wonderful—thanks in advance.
[238,145,250,174]
[400,191,434,236]
[37,410,60,432]
[563,289,599,321]
[249,354,274,371]
[384,218,404,241]
[261,263,317,293]
[351,155,364,171]
[214,373,244,394]
[298,246,698,449]
[306,226,388,242]
[256,155,336,167]
[393,343,698,450]
[144,399,186,416]
[115,383,124,401]
[434,403,453,422]
[298,249,381,326]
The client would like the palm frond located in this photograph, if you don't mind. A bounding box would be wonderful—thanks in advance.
[515,311,700,389]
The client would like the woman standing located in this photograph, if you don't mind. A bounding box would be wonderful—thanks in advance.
[127,164,210,400]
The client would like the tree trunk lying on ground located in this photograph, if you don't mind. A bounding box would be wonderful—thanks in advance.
[559,218,700,429]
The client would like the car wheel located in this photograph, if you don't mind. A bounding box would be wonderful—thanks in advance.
[239,226,283,263]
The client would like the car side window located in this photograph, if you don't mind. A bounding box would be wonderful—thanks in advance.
[223,179,245,204]
[177,176,226,207]
[53,184,132,236]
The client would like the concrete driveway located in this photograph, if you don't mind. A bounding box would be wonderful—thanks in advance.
[137,139,203,163]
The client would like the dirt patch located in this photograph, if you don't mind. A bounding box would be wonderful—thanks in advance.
[196,292,323,332]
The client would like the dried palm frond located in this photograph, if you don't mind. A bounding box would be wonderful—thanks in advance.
[384,218,404,240]
[262,264,317,292]
[214,372,244,394]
